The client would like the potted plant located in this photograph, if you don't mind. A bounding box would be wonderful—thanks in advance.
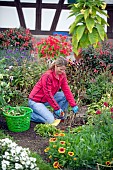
[69,0,108,55]
[2,106,32,132]
[36,35,72,59]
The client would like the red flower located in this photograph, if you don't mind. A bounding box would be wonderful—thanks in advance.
[110,107,113,113]
[103,102,109,107]
[37,35,72,59]
[96,110,101,114]
[53,161,60,169]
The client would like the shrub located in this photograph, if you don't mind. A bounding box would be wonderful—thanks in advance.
[81,41,113,74]
[0,27,36,51]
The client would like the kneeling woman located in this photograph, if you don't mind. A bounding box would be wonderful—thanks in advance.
[28,56,78,124]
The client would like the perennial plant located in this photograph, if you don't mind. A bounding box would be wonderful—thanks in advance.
[0,138,39,170]
[45,102,113,169]
[0,27,36,51]
[36,35,72,59]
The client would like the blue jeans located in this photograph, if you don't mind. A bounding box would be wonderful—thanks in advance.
[28,91,68,124]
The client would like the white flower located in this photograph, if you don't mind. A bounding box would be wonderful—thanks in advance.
[15,146,22,154]
[9,66,13,69]
[10,148,16,156]
[30,163,35,169]
[30,157,36,162]
[26,160,31,166]
[1,160,10,170]
[0,138,39,170]
[15,163,23,170]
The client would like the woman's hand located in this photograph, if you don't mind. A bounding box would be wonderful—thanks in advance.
[54,109,65,118]
[72,106,79,114]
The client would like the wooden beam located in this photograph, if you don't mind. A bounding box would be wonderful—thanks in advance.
[14,0,26,28]
[107,4,113,38]
[35,0,41,30]
[50,0,65,31]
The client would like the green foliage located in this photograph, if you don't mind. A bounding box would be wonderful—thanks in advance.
[86,70,113,103]
[0,27,36,51]
[0,50,47,107]
[69,0,108,55]
[81,41,113,73]
[86,93,113,117]
[2,106,29,116]
[0,59,13,108]
[45,103,113,169]
[66,59,113,105]
[34,124,61,138]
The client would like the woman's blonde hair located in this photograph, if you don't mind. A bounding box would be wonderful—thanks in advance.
[49,56,67,70]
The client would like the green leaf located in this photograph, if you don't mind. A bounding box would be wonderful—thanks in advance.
[74,14,84,26]
[69,22,77,35]
[79,33,90,48]
[88,28,99,45]
[72,36,79,55]
[96,23,105,40]
[96,14,102,24]
[101,17,109,26]
[84,9,89,20]
[86,17,95,33]
[76,25,85,42]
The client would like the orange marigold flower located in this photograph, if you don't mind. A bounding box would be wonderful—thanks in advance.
[44,147,50,152]
[59,133,65,137]
[53,161,60,169]
[73,157,77,160]
[49,138,57,142]
[68,152,74,156]
[58,147,66,153]
[54,133,59,137]
[60,141,66,145]
[106,161,111,166]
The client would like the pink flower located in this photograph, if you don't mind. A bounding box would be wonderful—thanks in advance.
[110,107,113,113]
[96,110,101,114]
[103,102,109,107]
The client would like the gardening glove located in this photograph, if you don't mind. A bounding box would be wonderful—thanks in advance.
[72,106,79,114]
[54,109,65,119]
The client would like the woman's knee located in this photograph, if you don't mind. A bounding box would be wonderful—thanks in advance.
[46,115,54,124]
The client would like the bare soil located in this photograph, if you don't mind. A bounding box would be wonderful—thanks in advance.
[0,106,87,162]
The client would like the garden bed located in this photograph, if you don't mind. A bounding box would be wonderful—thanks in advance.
[0,106,87,162]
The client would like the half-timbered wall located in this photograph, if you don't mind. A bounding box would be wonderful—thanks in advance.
[0,0,113,38]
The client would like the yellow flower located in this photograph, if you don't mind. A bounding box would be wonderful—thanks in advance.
[80,9,85,14]
[73,157,77,160]
[53,145,57,148]
[54,133,59,137]
[74,3,78,8]
[49,138,57,142]
[101,2,106,10]
[68,152,74,156]
[59,133,65,137]
[60,141,66,145]
[53,161,60,169]
[106,161,111,166]
[49,155,52,159]
[44,147,50,152]
[58,147,66,153]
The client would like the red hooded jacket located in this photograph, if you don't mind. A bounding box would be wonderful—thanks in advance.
[29,69,77,110]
